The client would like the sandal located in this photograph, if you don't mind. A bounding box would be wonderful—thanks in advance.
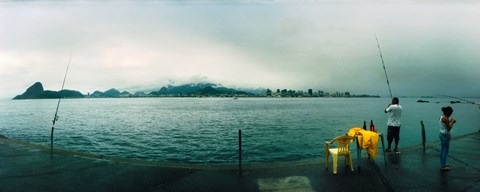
[441,167,452,172]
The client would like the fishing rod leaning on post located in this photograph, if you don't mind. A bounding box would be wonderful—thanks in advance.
[51,55,72,157]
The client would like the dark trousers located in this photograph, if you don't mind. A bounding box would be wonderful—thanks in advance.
[387,126,400,149]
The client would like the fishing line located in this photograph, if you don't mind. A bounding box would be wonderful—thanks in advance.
[375,34,393,99]
[51,54,72,156]
[439,94,480,108]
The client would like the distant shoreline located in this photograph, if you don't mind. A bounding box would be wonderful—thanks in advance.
[12,95,382,100]
[12,82,381,100]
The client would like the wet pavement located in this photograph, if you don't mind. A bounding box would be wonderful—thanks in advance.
[1,131,479,192]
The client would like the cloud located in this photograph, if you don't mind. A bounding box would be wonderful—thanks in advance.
[1,1,479,98]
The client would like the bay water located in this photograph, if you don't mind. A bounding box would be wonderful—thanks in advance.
[0,97,478,164]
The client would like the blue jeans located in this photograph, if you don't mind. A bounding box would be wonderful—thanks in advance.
[439,133,450,167]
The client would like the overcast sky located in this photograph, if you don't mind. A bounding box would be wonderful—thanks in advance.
[1,0,479,99]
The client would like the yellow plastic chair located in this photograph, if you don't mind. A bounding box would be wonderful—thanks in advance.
[325,135,354,174]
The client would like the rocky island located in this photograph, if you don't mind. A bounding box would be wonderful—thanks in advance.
[13,82,83,99]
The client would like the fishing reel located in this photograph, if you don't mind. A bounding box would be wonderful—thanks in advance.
[53,115,59,123]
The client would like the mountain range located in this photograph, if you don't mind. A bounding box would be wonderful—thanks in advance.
[13,82,259,99]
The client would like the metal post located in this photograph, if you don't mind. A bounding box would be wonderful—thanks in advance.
[380,134,387,166]
[238,129,242,176]
[356,136,361,172]
[421,121,426,153]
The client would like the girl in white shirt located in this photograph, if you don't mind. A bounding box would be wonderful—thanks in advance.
[439,106,456,172]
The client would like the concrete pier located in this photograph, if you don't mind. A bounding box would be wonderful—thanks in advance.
[1,132,479,192]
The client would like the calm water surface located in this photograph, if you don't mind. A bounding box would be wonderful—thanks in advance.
[0,97,478,164]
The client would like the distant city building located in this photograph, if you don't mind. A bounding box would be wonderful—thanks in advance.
[318,90,324,97]
[295,90,303,97]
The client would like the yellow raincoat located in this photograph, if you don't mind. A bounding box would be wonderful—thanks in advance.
[347,127,379,159]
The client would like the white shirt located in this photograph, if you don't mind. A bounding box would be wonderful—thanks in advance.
[439,115,449,134]
[386,104,402,127]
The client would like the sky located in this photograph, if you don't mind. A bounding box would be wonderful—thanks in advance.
[1,0,479,99]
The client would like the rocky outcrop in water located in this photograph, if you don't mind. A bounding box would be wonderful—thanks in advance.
[13,82,84,100]
[13,82,44,99]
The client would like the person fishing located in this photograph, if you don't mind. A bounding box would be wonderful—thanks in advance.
[439,106,457,172]
[375,35,402,153]
[384,97,402,153]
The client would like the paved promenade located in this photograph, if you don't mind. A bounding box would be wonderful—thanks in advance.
[1,131,479,192]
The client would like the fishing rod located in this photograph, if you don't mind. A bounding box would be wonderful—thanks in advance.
[51,55,72,156]
[375,34,393,99]
[440,94,480,108]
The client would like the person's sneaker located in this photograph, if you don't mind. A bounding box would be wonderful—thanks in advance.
[386,148,391,153]
[441,167,452,172]
[445,164,451,167]
[394,148,401,154]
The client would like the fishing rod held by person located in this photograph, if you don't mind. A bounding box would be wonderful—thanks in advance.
[375,34,393,99]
